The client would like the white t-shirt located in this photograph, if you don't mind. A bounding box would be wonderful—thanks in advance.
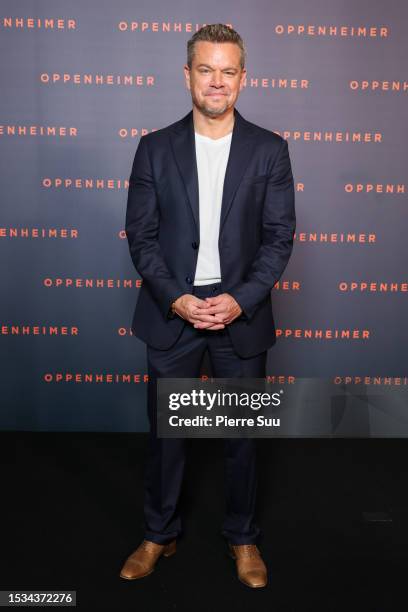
[193,130,232,286]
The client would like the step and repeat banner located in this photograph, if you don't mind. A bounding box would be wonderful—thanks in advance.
[1,0,407,431]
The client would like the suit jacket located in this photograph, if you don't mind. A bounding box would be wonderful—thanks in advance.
[125,106,296,358]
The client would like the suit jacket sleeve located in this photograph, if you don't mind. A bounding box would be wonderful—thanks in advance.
[228,138,296,322]
[125,135,185,320]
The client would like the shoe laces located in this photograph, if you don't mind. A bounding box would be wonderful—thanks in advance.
[140,540,161,554]
[233,544,259,557]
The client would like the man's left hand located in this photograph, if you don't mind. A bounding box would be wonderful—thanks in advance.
[192,293,242,329]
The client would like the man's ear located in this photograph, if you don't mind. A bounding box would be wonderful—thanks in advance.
[183,64,191,90]
[239,68,247,91]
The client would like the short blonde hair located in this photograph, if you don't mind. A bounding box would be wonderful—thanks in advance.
[187,24,246,70]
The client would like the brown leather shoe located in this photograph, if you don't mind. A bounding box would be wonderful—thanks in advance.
[228,543,268,588]
[119,539,176,580]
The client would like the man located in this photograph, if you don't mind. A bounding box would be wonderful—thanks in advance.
[120,24,295,588]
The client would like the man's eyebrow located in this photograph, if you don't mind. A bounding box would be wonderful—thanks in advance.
[195,63,238,70]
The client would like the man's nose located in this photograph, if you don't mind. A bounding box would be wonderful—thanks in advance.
[210,73,224,87]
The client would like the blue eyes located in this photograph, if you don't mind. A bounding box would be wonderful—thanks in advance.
[200,70,235,76]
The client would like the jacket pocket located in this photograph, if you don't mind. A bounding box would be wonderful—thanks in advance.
[240,174,269,185]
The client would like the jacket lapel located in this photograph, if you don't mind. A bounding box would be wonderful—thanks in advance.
[170,107,256,238]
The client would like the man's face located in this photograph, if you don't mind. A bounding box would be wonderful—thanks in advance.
[184,41,246,118]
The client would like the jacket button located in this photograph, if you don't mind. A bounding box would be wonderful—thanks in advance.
[185,276,193,284]
[191,241,198,249]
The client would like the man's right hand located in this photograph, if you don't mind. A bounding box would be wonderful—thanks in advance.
[173,295,225,330]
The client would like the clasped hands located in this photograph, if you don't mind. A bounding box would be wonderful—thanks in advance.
[173,293,242,330]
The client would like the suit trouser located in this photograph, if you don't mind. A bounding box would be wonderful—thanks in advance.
[144,282,267,545]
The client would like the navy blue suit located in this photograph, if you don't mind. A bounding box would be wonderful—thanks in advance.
[125,107,295,545]
[125,107,296,359]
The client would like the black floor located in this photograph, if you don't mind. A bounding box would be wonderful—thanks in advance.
[2,433,408,611]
